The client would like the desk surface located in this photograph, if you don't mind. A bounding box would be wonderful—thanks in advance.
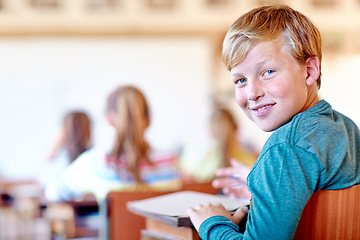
[127,191,249,227]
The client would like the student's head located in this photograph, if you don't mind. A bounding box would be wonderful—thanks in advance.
[63,111,92,162]
[210,107,238,146]
[105,85,150,182]
[210,107,238,166]
[223,5,322,88]
[222,5,321,132]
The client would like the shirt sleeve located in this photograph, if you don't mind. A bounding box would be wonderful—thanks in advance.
[199,215,243,240]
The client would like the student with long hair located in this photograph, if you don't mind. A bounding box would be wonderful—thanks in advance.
[38,111,92,188]
[49,111,92,163]
[45,86,181,202]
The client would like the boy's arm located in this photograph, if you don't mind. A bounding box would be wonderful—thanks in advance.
[187,203,247,232]
[193,144,320,240]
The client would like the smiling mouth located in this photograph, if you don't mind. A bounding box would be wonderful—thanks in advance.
[253,104,274,111]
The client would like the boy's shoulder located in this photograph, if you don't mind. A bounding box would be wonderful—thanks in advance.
[265,100,335,147]
[264,100,358,151]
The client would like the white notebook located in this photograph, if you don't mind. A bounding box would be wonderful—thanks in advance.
[127,191,250,227]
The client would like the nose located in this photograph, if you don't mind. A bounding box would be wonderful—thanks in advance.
[248,79,264,101]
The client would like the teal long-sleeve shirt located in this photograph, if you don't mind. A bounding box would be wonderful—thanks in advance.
[199,100,360,240]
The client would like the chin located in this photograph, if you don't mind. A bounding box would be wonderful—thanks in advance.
[256,122,279,132]
[259,126,276,132]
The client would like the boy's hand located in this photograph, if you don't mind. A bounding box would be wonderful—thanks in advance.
[186,203,248,232]
[222,184,252,199]
[215,158,251,183]
[212,159,252,199]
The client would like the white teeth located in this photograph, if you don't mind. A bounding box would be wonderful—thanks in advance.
[257,105,268,111]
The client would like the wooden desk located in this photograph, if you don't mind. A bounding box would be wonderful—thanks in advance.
[125,191,202,240]
[127,191,248,240]
[106,182,216,240]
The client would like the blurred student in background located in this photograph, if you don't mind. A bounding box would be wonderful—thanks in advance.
[45,85,181,202]
[180,107,258,183]
[37,111,92,189]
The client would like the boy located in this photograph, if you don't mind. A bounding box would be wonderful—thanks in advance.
[187,5,360,240]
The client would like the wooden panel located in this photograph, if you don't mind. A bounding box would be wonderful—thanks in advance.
[180,181,216,195]
[107,191,174,240]
[294,185,360,240]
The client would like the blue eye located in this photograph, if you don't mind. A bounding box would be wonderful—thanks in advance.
[235,78,247,86]
[264,70,275,76]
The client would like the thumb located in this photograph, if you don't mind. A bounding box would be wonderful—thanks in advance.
[232,206,248,225]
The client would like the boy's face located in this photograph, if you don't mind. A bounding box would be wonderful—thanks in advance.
[230,38,319,132]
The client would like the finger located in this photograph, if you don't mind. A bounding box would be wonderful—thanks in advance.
[231,159,251,175]
[187,206,196,211]
[186,207,196,214]
[212,178,238,188]
[194,204,204,210]
[230,158,244,167]
[215,167,238,177]
[232,206,249,225]
[224,186,252,199]
[214,203,224,207]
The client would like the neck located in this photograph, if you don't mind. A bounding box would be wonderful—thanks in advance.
[302,85,320,111]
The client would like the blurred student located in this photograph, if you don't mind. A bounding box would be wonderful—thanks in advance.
[180,107,257,183]
[38,111,92,188]
[45,85,181,202]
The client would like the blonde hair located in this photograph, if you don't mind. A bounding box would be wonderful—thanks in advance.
[210,107,238,167]
[106,86,151,184]
[222,5,322,88]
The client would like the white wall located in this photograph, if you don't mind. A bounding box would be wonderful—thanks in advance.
[0,36,213,179]
[320,55,360,125]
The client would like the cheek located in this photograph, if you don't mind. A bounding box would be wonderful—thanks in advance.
[235,89,247,108]
[267,82,288,99]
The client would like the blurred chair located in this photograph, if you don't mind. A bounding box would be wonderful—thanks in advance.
[105,181,216,240]
[43,198,99,239]
[180,181,216,195]
[105,191,173,240]
[294,184,360,240]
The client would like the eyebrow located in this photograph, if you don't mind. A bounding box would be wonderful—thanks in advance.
[257,59,269,68]
[230,58,270,79]
[230,72,244,81]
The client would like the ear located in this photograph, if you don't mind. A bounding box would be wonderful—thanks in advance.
[305,57,320,86]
